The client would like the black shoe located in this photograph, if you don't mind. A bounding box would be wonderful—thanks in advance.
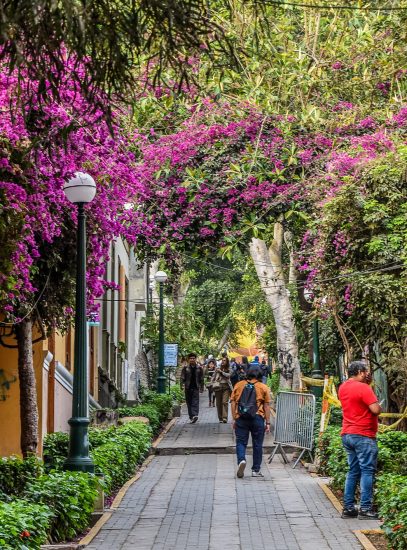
[191,416,198,424]
[341,507,358,518]
[358,509,379,520]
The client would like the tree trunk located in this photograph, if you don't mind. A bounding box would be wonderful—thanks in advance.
[249,227,301,390]
[217,323,231,354]
[15,318,39,456]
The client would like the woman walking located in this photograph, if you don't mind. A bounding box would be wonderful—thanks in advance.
[205,359,216,407]
[212,356,232,423]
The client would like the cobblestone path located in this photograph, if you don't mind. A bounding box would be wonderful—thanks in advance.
[86,396,379,550]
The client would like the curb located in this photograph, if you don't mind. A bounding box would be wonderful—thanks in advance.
[77,513,112,548]
[353,529,384,550]
[78,415,178,547]
[317,481,343,514]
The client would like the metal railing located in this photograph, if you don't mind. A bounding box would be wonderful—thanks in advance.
[269,391,316,469]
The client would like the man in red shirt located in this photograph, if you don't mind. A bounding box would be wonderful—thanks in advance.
[338,361,381,520]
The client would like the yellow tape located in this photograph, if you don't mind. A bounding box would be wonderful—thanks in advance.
[301,376,325,387]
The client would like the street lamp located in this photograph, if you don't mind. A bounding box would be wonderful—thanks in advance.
[304,288,323,398]
[154,270,168,394]
[148,281,155,316]
[63,172,96,472]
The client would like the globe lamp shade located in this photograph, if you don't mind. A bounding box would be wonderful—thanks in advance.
[154,271,168,284]
[64,172,96,204]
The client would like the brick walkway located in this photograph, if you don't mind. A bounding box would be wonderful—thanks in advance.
[86,396,379,550]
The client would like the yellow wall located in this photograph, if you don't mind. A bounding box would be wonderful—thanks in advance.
[0,337,46,457]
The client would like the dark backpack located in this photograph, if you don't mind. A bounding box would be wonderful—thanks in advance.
[238,382,258,419]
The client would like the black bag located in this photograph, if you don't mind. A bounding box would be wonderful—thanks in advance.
[238,382,258,419]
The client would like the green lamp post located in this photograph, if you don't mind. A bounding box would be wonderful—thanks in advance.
[304,289,323,398]
[154,270,168,394]
[63,172,96,473]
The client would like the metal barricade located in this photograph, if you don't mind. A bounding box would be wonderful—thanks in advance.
[268,391,316,469]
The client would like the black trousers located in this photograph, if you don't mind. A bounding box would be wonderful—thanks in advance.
[185,387,200,419]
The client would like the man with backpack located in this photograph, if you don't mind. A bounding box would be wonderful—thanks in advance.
[230,365,271,478]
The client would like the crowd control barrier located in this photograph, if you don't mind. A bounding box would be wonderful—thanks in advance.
[268,391,316,469]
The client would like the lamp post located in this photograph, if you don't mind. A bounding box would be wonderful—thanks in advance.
[148,277,155,316]
[304,289,323,398]
[154,270,168,394]
[63,172,96,472]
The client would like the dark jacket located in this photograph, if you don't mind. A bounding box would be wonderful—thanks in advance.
[180,364,204,391]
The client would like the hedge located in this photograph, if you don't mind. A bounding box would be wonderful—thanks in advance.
[1,420,152,546]
[376,474,407,550]
[91,421,151,493]
[117,404,161,433]
[24,471,100,543]
[318,427,407,549]
[0,499,53,549]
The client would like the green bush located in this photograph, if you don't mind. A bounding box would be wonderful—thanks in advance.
[117,405,160,433]
[0,456,43,496]
[376,474,407,550]
[43,432,69,471]
[377,431,407,475]
[318,426,347,489]
[92,421,151,493]
[24,471,99,544]
[143,391,173,424]
[89,425,117,448]
[0,499,53,549]
[268,371,280,396]
[170,384,184,404]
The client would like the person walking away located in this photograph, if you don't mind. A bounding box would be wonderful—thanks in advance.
[241,356,249,374]
[212,356,232,423]
[180,352,204,423]
[231,365,271,478]
[250,355,260,367]
[230,359,239,387]
[338,361,381,519]
[261,359,270,385]
[205,359,216,407]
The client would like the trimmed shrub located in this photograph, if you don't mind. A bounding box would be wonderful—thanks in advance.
[91,421,151,493]
[43,432,69,472]
[143,391,173,424]
[376,474,407,550]
[0,456,43,496]
[24,471,100,543]
[117,405,160,433]
[170,384,184,404]
[318,426,347,489]
[377,431,407,475]
[0,499,53,549]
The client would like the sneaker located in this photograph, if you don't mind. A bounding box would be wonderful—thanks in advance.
[236,460,246,478]
[222,419,227,423]
[251,470,264,477]
[358,509,379,520]
[191,416,198,424]
[341,507,358,518]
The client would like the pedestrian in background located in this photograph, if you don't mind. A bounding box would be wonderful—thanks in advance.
[212,356,232,423]
[205,358,216,407]
[180,352,204,424]
[338,361,381,519]
[231,365,271,478]
[241,356,249,373]
[261,359,270,385]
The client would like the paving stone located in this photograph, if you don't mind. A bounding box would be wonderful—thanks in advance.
[86,394,379,549]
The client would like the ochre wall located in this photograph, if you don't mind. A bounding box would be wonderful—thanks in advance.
[0,337,46,457]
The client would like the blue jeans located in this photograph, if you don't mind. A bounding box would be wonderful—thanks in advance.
[342,434,378,511]
[235,415,265,472]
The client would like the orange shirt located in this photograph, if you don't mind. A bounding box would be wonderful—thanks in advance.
[230,378,271,419]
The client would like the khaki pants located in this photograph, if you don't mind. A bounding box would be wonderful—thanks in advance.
[215,387,231,421]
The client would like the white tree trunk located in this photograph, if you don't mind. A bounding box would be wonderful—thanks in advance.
[249,226,301,390]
